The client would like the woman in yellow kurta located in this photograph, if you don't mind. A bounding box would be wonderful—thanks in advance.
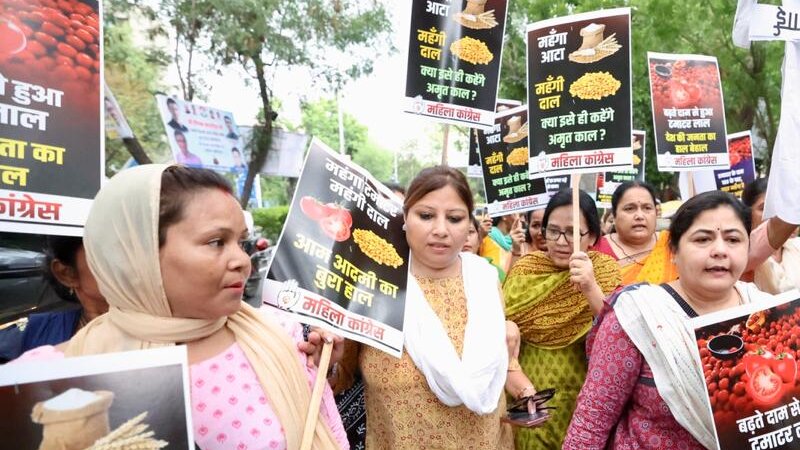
[339,166,519,449]
[503,189,620,449]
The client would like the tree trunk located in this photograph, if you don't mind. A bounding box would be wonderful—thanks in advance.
[122,137,153,165]
[239,54,273,207]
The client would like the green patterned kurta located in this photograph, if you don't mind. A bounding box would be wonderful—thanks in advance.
[514,340,587,450]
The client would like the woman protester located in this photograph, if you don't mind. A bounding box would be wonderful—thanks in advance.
[502,189,621,449]
[564,191,781,449]
[16,165,348,449]
[339,166,527,449]
[594,181,678,285]
[0,236,108,361]
[597,180,797,288]
[741,178,800,293]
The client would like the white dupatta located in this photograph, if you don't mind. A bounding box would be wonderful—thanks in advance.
[403,252,508,415]
[614,282,770,450]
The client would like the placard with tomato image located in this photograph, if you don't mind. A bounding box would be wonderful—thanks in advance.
[0,0,102,236]
[263,139,409,357]
[690,290,800,449]
[648,52,730,172]
[713,131,755,199]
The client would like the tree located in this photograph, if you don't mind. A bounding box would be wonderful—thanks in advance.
[103,2,172,175]
[159,0,394,207]
[499,0,784,191]
[299,98,394,181]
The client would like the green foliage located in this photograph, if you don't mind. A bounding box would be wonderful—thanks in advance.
[252,205,290,242]
[299,98,394,181]
[259,176,291,207]
[500,0,784,191]
[103,3,172,174]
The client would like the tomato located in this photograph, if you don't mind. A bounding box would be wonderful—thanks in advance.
[0,19,26,56]
[299,196,333,221]
[747,366,784,406]
[743,348,774,376]
[319,208,353,242]
[771,353,797,384]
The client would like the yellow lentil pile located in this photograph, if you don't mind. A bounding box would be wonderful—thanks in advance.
[353,229,404,268]
[450,37,493,65]
[569,72,621,100]
[506,147,528,166]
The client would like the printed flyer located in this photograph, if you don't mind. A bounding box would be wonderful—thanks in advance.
[0,0,102,236]
[404,0,509,128]
[648,52,730,171]
[526,7,633,178]
[478,105,551,217]
[595,130,646,208]
[0,346,193,449]
[690,290,800,450]
[264,139,409,357]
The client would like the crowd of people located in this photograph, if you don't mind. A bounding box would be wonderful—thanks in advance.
[6,162,800,450]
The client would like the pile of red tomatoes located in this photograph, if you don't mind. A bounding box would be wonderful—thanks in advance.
[1,0,99,111]
[699,307,800,427]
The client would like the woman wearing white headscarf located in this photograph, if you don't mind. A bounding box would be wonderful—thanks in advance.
[17,165,348,449]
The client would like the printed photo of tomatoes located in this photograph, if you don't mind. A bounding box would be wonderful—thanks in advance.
[1,0,100,111]
[727,135,752,168]
[695,302,800,440]
[299,196,353,242]
[650,59,720,110]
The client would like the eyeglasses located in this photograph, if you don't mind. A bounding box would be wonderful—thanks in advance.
[543,227,590,243]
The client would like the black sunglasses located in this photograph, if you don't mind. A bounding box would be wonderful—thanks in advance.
[507,388,556,413]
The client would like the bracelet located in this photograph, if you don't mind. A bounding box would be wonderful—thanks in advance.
[517,385,535,399]
[511,251,522,256]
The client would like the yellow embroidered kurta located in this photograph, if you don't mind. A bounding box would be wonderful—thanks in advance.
[360,274,513,450]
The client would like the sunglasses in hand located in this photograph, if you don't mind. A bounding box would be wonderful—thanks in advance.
[503,388,556,427]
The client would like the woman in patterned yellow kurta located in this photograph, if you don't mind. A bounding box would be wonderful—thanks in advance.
[503,189,620,450]
[343,166,517,449]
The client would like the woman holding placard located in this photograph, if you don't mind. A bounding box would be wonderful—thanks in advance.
[341,166,526,448]
[16,165,348,450]
[564,191,779,449]
[502,189,621,449]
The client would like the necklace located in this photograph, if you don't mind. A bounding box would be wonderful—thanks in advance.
[677,284,744,316]
[608,233,655,267]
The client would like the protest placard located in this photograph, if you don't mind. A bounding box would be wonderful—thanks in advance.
[690,290,800,450]
[468,99,521,177]
[404,0,509,128]
[748,4,800,41]
[155,95,247,172]
[595,130,646,208]
[0,346,193,449]
[678,131,756,201]
[103,84,133,140]
[478,105,552,217]
[526,8,633,178]
[648,52,730,172]
[263,139,409,357]
[0,2,102,236]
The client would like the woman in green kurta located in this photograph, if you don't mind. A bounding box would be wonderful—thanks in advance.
[503,190,620,449]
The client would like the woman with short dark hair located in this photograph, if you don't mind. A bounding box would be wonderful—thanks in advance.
[503,188,621,449]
